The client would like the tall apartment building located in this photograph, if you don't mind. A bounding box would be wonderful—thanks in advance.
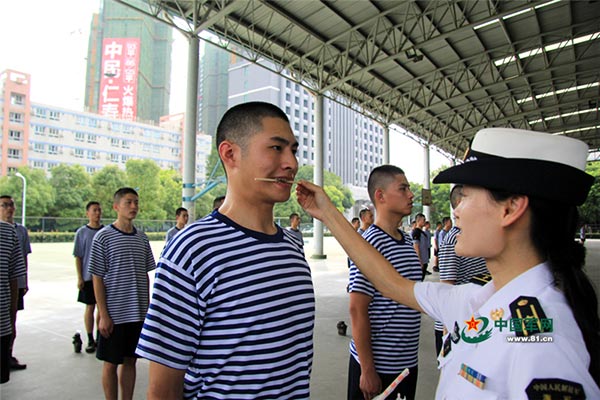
[1,69,211,179]
[227,59,384,188]
[84,0,172,124]
[198,43,230,136]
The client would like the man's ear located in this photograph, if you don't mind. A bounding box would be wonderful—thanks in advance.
[500,195,529,228]
[218,140,238,170]
[374,188,384,204]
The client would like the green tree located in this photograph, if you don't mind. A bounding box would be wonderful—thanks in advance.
[159,169,183,220]
[91,165,127,220]
[48,164,93,221]
[408,165,452,225]
[0,166,54,229]
[579,161,600,224]
[126,159,166,220]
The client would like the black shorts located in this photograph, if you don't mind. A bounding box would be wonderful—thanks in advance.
[77,280,96,305]
[96,322,143,365]
[1,334,11,383]
[17,288,25,311]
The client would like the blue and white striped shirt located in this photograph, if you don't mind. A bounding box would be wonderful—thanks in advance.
[0,222,26,336]
[349,225,422,373]
[137,211,315,399]
[434,226,488,331]
[89,224,156,324]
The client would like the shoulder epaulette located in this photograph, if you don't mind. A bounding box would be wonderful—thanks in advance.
[469,273,492,286]
[509,295,551,337]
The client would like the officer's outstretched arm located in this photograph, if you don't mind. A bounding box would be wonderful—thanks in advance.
[296,180,422,312]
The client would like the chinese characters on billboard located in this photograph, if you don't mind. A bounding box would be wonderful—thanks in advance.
[99,38,140,121]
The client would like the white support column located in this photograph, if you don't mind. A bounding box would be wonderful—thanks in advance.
[182,35,200,220]
[423,144,431,222]
[312,94,326,259]
[383,125,390,164]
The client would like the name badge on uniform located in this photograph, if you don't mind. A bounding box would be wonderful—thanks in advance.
[458,363,487,390]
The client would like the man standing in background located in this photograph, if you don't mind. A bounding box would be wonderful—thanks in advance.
[73,201,104,354]
[357,208,374,235]
[411,213,431,280]
[0,221,26,383]
[286,212,304,243]
[0,195,31,370]
[165,207,188,244]
[89,188,156,400]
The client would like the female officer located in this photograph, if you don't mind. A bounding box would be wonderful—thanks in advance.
[296,128,599,399]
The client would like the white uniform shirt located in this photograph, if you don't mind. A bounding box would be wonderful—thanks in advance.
[415,263,600,399]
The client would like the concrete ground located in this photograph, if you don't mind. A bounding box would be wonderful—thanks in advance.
[1,237,598,399]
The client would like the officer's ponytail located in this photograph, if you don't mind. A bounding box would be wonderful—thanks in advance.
[527,198,600,385]
[488,190,599,384]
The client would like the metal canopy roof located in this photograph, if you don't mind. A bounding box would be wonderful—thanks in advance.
[119,0,600,157]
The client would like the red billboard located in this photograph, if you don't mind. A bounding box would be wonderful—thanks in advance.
[99,38,140,121]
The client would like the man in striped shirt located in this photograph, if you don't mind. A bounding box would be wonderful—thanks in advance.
[348,165,422,400]
[137,102,315,399]
[433,185,488,356]
[0,221,26,384]
[89,188,156,400]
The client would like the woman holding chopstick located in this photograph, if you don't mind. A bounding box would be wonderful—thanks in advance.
[297,128,600,399]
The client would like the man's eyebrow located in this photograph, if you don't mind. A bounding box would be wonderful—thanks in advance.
[270,136,299,147]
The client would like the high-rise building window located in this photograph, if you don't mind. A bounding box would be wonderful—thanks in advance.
[34,107,47,118]
[34,143,45,153]
[49,110,61,121]
[9,112,23,124]
[75,132,85,142]
[87,134,97,144]
[48,128,59,138]
[10,93,24,106]
[74,149,84,158]
[8,130,22,141]
[48,145,59,155]
[8,149,21,160]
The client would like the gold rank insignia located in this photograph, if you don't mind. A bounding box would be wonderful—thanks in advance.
[469,273,492,286]
[490,308,504,321]
[508,296,550,337]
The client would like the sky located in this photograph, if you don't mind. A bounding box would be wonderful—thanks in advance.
[1,0,450,183]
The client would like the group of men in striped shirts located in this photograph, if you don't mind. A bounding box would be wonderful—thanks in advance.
[67,101,489,400]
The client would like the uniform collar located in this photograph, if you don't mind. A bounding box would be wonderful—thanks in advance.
[475,262,553,317]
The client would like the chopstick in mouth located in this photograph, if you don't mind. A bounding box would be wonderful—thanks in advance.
[254,177,296,184]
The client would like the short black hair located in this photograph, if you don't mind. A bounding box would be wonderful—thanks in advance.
[359,208,371,220]
[367,165,405,203]
[351,217,360,224]
[86,201,100,211]
[289,212,299,221]
[175,207,187,216]
[216,102,289,154]
[113,187,138,202]
[213,195,225,209]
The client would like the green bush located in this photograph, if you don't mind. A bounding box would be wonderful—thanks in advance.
[30,231,168,243]
[29,232,76,243]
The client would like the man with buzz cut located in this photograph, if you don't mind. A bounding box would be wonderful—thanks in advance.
[165,207,188,244]
[89,188,156,400]
[73,201,104,354]
[137,101,315,399]
[347,165,422,400]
